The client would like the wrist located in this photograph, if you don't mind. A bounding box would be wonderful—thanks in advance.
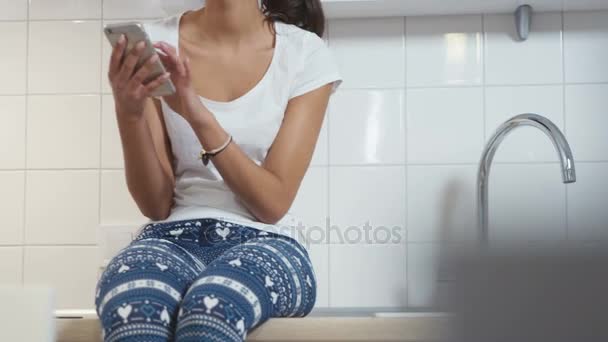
[186,102,215,130]
[115,108,145,126]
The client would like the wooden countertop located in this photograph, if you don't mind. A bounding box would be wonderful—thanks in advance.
[56,315,449,342]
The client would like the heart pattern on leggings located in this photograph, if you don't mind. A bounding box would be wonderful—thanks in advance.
[203,296,219,313]
[117,304,132,323]
[216,227,230,240]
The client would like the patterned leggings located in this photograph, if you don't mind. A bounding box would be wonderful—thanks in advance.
[95,218,316,342]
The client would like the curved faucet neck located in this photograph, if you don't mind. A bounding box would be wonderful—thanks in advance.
[477,113,576,245]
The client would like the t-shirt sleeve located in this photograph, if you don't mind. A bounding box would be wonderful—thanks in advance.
[289,32,342,99]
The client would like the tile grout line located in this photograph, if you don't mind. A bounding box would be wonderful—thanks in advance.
[21,0,30,285]
[481,13,487,146]
[402,14,409,308]
[2,160,608,173]
[325,19,332,308]
[561,11,569,241]
[4,80,608,97]
[98,0,105,246]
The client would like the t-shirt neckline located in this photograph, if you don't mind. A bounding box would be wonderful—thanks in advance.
[175,10,281,108]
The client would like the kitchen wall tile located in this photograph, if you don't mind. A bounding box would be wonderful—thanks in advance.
[406,15,483,87]
[103,0,202,19]
[29,21,101,94]
[0,96,26,169]
[308,244,329,308]
[24,246,100,309]
[329,166,406,244]
[100,170,147,226]
[329,90,405,165]
[329,244,407,307]
[0,172,25,245]
[27,95,100,169]
[488,164,567,242]
[328,18,405,89]
[565,84,608,161]
[290,167,328,245]
[0,0,27,20]
[564,11,608,83]
[25,171,99,245]
[485,13,563,85]
[567,162,608,240]
[29,0,101,20]
[0,22,27,94]
[407,87,484,164]
[407,243,443,308]
[485,86,565,162]
[101,95,123,169]
[0,247,23,285]
[407,165,477,242]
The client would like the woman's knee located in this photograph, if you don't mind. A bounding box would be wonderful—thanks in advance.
[208,237,317,317]
[95,238,203,316]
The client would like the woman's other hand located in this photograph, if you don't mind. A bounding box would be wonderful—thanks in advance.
[108,35,171,122]
[154,41,211,127]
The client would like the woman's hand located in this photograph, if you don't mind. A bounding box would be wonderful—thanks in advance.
[154,41,212,127]
[108,35,171,122]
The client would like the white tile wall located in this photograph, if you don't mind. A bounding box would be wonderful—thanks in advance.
[28,21,101,94]
[407,165,477,242]
[329,90,405,165]
[329,166,406,244]
[485,13,563,85]
[0,96,26,169]
[2,3,608,311]
[0,22,27,95]
[329,244,407,307]
[29,0,101,20]
[27,95,101,169]
[0,172,25,245]
[290,167,329,243]
[24,246,100,310]
[0,0,27,20]
[565,84,608,161]
[407,87,484,164]
[25,171,99,245]
[564,11,608,83]
[407,243,441,308]
[329,18,405,89]
[0,247,23,285]
[101,95,123,168]
[406,15,483,87]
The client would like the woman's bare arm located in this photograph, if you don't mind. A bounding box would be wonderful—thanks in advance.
[117,99,175,221]
[190,85,331,224]
[107,36,176,221]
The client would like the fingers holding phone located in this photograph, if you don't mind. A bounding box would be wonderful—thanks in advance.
[104,22,176,121]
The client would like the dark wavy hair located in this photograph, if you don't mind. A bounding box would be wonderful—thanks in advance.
[261,0,325,37]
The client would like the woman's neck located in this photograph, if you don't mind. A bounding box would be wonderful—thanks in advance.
[195,0,267,45]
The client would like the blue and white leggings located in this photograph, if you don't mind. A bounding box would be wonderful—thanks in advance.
[95,218,316,341]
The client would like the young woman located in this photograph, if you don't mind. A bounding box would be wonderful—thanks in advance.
[94,0,341,341]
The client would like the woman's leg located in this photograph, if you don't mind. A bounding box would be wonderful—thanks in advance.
[175,237,317,342]
[95,238,204,342]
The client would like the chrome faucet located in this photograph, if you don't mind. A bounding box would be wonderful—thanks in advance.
[477,113,576,244]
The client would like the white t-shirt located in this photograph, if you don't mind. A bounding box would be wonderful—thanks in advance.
[141,12,342,246]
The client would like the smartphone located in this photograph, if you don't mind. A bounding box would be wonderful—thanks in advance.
[104,22,176,97]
